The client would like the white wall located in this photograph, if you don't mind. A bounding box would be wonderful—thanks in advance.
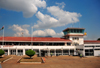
[0,46,76,50]
[94,50,100,56]
[69,36,84,45]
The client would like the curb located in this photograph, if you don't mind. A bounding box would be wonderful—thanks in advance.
[2,57,13,63]
[17,57,23,63]
[20,62,41,64]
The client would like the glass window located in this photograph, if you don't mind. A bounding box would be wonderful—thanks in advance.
[85,53,89,56]
[71,29,73,33]
[70,50,74,53]
[67,43,71,46]
[74,29,76,33]
[80,30,82,33]
[73,37,75,40]
[96,46,100,47]
[85,50,89,52]
[95,49,100,50]
[77,29,79,33]
[90,49,93,52]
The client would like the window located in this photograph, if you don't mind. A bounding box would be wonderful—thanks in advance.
[80,30,82,33]
[96,46,100,47]
[95,49,100,50]
[72,37,79,40]
[67,43,71,46]
[71,29,73,33]
[74,43,79,46]
[85,49,94,56]
[74,29,76,33]
[85,46,95,47]
[77,29,79,33]
[73,37,75,40]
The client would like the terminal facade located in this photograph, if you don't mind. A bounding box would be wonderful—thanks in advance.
[0,28,100,57]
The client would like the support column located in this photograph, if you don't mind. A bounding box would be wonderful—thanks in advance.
[65,42,67,46]
[31,47,33,50]
[16,47,17,55]
[74,48,76,55]
[54,49,56,56]
[48,49,50,56]
[8,48,10,55]
[62,49,63,55]
[39,49,41,57]
[69,49,70,56]
[23,48,25,55]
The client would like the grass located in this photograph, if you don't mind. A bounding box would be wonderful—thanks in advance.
[0,56,11,62]
[20,57,42,62]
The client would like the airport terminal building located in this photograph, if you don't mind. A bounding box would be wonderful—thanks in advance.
[0,28,100,57]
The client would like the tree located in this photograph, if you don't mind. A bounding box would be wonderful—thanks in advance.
[97,38,100,41]
[25,49,35,59]
[0,49,5,56]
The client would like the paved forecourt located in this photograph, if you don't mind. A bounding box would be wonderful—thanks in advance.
[1,55,100,68]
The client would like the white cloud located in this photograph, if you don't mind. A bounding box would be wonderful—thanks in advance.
[0,0,46,18]
[22,24,30,29]
[47,6,82,23]
[9,24,30,37]
[56,2,65,9]
[32,29,64,37]
[33,6,81,29]
[33,11,58,29]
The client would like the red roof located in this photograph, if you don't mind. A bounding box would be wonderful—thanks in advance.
[0,37,71,42]
[84,40,100,44]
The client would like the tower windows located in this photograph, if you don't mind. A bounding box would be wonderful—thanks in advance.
[72,37,79,40]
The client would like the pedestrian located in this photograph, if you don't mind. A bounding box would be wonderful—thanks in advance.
[80,54,82,58]
[51,53,52,57]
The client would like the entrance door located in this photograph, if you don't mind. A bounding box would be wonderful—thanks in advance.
[18,50,23,56]
[56,50,62,56]
[41,50,45,57]
[85,49,94,56]
[10,50,16,55]
[63,50,69,55]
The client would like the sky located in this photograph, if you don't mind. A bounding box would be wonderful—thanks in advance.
[0,0,100,40]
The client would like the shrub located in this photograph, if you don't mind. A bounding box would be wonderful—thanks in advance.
[0,49,5,56]
[25,49,35,59]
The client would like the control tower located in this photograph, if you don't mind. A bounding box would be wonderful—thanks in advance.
[63,28,85,45]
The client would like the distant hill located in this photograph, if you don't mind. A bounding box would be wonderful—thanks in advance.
[35,36,52,37]
[45,36,52,37]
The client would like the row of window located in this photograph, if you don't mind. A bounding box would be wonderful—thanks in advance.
[85,46,100,47]
[72,37,79,40]
[76,49,83,51]
[0,42,71,46]
[67,29,83,33]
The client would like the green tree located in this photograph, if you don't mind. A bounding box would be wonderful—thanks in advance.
[25,49,35,59]
[0,49,5,56]
[97,38,100,41]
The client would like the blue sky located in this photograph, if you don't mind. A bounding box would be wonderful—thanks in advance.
[0,0,100,40]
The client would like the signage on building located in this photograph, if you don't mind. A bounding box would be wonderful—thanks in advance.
[3,46,13,47]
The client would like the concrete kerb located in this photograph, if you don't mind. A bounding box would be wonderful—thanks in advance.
[20,62,41,64]
[17,57,23,63]
[18,57,43,64]
[1,57,13,63]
